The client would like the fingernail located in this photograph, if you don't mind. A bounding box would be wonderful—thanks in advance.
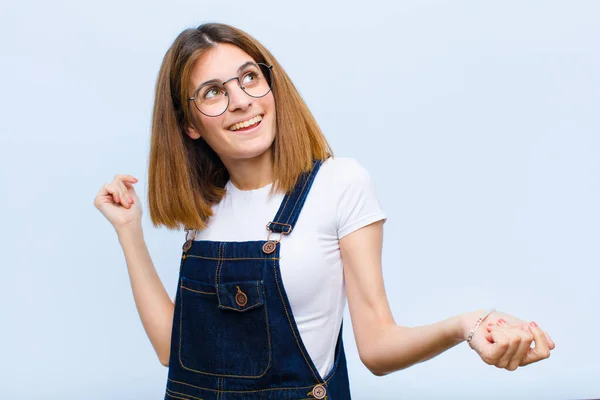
[530,321,538,328]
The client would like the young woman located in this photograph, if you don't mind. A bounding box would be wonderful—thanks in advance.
[94,23,555,400]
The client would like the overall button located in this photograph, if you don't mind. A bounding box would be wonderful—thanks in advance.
[235,286,248,307]
[182,240,193,252]
[262,241,276,254]
[312,384,326,399]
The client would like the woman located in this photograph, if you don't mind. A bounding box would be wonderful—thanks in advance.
[94,23,554,399]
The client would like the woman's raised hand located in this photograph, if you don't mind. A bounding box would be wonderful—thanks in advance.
[464,310,555,371]
[93,174,142,230]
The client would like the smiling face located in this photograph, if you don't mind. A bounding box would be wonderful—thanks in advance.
[184,43,277,165]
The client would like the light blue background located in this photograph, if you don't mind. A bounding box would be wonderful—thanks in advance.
[1,1,598,399]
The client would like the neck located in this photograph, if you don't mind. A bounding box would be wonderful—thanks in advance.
[223,149,273,191]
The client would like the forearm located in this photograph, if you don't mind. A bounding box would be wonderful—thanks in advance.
[364,311,478,375]
[117,223,174,366]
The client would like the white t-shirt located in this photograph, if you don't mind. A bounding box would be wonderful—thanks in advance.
[194,156,386,378]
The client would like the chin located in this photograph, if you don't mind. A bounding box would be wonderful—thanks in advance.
[233,146,273,161]
[234,131,275,157]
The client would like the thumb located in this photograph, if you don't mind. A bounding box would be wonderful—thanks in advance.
[521,323,551,365]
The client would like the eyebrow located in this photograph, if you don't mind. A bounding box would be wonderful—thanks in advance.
[196,61,258,89]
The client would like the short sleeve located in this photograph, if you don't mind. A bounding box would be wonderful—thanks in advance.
[336,159,387,239]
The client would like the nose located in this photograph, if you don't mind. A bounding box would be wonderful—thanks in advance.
[224,78,252,112]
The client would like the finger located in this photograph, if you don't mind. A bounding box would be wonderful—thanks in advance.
[113,174,138,184]
[95,183,120,205]
[112,175,138,203]
[486,322,503,333]
[545,332,556,350]
[487,319,513,331]
[498,319,553,346]
[521,322,551,366]
[486,316,504,326]
[113,184,126,205]
[481,326,494,343]
[506,327,534,371]
[488,320,526,332]
[496,329,521,369]
[485,329,510,367]
[115,175,139,207]
[117,179,134,208]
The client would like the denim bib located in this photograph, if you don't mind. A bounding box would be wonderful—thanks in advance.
[164,160,352,399]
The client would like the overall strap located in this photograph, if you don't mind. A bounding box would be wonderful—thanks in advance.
[266,159,323,235]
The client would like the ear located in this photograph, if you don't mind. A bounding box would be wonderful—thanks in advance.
[184,124,202,140]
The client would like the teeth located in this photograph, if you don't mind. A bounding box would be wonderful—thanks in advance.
[229,115,262,131]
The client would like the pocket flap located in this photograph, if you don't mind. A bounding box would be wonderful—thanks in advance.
[217,280,265,312]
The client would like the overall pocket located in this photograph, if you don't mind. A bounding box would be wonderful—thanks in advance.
[178,277,271,378]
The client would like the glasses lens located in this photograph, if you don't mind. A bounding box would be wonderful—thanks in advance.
[193,64,273,116]
[240,63,272,98]
[195,84,228,117]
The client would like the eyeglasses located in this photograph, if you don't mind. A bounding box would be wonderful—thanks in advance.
[187,62,274,117]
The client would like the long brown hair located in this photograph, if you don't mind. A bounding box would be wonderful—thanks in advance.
[148,23,333,231]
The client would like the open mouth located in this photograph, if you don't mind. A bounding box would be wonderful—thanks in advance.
[227,114,263,133]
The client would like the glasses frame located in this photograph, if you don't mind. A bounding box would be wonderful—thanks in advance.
[187,63,274,117]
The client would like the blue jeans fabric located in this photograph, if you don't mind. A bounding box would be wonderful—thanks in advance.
[164,160,352,400]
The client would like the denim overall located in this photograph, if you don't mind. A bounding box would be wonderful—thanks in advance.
[164,160,352,400]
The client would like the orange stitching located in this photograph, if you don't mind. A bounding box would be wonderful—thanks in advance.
[178,276,185,369]
[285,167,312,225]
[272,180,293,229]
[180,286,215,295]
[166,388,202,400]
[261,278,272,376]
[215,242,223,305]
[168,378,315,394]
[165,393,190,400]
[185,255,280,261]
[218,300,262,312]
[272,257,322,383]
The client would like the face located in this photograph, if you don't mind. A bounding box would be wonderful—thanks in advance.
[185,43,277,164]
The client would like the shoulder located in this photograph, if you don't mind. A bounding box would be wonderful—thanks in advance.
[310,156,379,205]
[315,157,386,238]
[317,156,373,185]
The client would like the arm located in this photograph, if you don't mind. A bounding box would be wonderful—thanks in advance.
[117,222,174,367]
[340,220,468,375]
[340,220,554,376]
[331,158,469,374]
